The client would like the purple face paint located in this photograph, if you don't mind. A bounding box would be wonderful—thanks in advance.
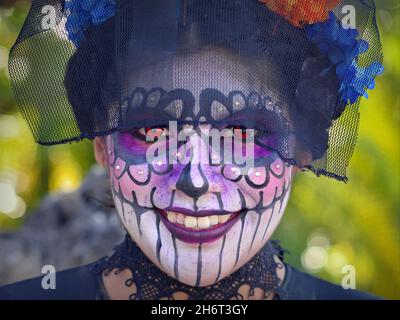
[118,132,149,155]
[253,133,279,157]
[106,123,294,287]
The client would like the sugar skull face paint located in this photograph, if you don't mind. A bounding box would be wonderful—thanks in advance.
[97,51,296,287]
[103,122,293,287]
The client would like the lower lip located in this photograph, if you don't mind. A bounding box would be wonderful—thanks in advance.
[158,210,242,244]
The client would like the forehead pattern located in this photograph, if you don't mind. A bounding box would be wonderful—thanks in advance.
[119,87,289,127]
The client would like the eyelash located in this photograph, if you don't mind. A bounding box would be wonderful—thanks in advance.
[129,127,169,142]
[225,126,252,140]
[129,126,274,144]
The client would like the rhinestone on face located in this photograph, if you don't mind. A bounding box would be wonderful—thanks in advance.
[255,171,261,177]
[116,165,121,171]
[156,161,162,167]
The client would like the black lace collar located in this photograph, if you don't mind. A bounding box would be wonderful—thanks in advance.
[90,234,288,300]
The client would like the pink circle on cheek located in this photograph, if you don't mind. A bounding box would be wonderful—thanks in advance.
[270,158,285,176]
[261,165,291,207]
[233,161,291,208]
[247,167,267,186]
[129,164,149,183]
[118,167,158,206]
[151,158,170,174]
[222,164,242,180]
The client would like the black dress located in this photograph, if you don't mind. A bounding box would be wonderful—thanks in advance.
[0,236,381,300]
[0,262,380,300]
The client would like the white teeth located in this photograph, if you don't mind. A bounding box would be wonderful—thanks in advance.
[218,214,231,224]
[176,213,185,225]
[209,215,219,226]
[166,211,234,229]
[167,212,177,223]
[184,216,197,229]
[197,217,211,229]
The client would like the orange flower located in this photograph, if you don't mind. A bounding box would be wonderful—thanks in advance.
[259,0,341,27]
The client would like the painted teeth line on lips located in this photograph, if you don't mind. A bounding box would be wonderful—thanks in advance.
[166,211,232,230]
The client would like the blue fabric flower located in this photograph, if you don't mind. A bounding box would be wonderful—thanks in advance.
[307,12,383,104]
[65,0,116,47]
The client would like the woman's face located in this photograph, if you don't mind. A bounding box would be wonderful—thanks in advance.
[96,51,296,287]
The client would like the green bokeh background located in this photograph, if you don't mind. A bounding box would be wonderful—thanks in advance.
[0,1,398,299]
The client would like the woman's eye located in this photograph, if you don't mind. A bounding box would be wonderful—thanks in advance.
[136,127,169,141]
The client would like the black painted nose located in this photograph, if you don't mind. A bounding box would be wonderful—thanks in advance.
[176,162,209,199]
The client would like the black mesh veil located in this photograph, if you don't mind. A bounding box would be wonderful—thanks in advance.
[8,0,383,182]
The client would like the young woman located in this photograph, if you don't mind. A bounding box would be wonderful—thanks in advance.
[0,0,383,299]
